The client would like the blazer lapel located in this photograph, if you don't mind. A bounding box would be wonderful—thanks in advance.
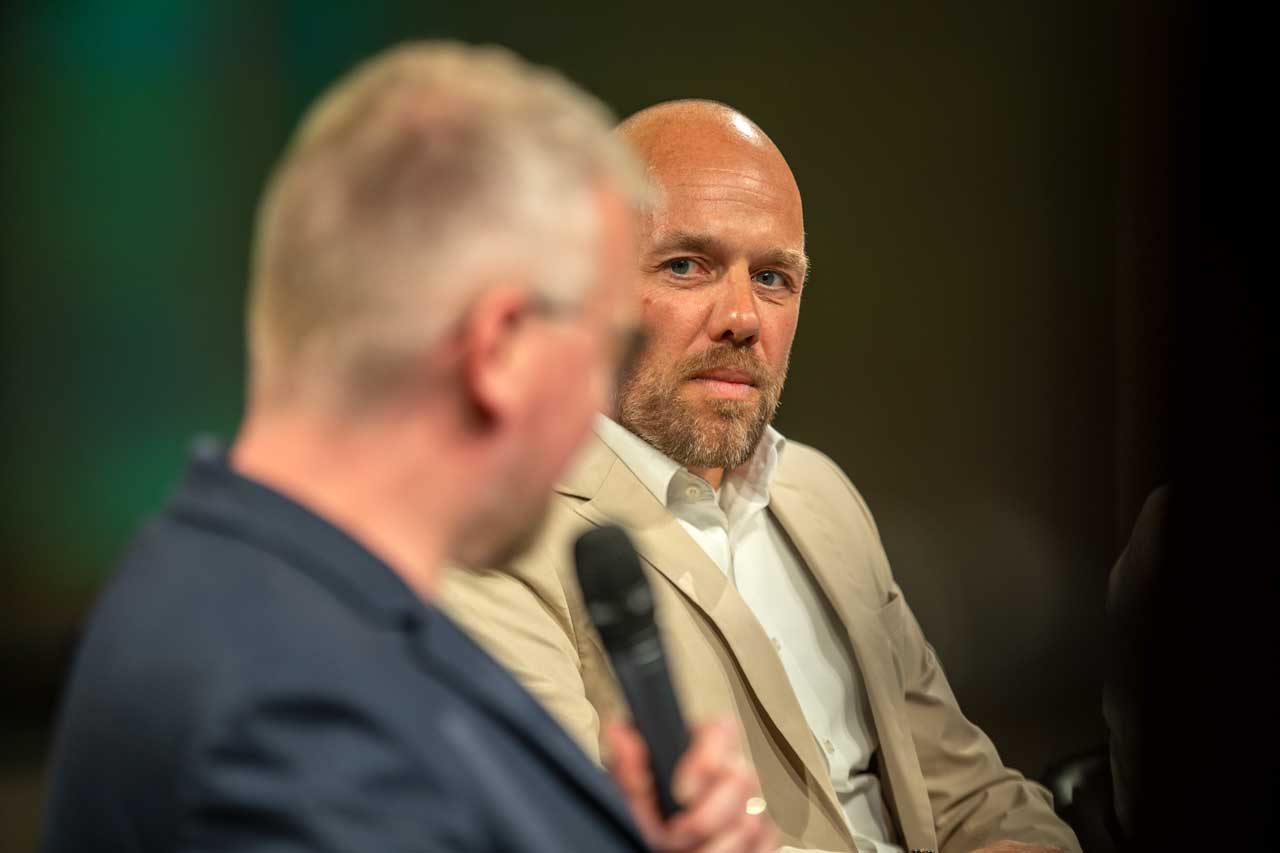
[416,608,644,847]
[562,436,853,841]
[769,479,938,853]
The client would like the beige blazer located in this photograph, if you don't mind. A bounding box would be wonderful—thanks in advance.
[441,435,1080,853]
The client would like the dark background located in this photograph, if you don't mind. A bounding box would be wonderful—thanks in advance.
[1,2,1210,849]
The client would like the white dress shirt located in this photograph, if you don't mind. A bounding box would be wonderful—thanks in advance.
[594,416,904,853]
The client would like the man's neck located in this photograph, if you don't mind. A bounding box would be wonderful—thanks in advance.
[230,411,460,603]
[686,464,726,491]
[600,413,729,490]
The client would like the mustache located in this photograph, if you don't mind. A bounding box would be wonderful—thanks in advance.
[676,346,773,387]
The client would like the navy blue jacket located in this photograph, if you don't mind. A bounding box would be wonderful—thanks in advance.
[42,446,648,852]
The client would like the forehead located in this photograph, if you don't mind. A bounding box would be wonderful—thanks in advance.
[643,143,805,251]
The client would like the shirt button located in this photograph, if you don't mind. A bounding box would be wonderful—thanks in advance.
[685,485,701,499]
[823,739,835,754]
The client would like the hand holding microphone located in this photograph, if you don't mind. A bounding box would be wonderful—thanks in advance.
[575,526,777,853]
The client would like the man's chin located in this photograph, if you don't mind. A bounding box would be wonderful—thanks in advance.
[691,405,766,447]
[705,400,765,430]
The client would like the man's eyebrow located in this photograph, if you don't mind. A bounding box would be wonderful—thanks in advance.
[648,230,810,281]
[648,231,725,258]
[758,248,811,281]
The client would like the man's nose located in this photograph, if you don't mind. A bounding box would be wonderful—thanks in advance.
[708,271,760,347]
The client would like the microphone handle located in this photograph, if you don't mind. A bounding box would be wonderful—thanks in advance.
[609,630,691,819]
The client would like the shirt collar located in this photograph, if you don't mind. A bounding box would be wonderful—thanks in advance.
[592,415,787,521]
[720,421,786,521]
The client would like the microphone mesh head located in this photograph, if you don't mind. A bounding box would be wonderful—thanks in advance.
[573,526,654,648]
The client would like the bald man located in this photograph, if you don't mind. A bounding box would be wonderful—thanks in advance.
[440,101,1080,853]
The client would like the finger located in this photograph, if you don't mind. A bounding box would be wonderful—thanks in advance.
[685,814,768,853]
[664,756,756,848]
[671,718,739,807]
[749,821,779,853]
[712,811,774,853]
[604,721,652,797]
[604,721,663,840]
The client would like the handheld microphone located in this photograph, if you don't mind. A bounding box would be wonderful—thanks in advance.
[574,525,690,819]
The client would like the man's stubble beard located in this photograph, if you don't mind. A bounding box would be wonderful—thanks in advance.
[616,345,787,471]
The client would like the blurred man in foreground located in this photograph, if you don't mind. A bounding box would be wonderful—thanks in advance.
[442,101,1081,853]
[42,47,776,853]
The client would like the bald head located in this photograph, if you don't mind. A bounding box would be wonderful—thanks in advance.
[614,99,773,151]
[618,100,802,237]
[618,100,785,165]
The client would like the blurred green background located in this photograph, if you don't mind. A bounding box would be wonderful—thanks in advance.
[3,1,1166,849]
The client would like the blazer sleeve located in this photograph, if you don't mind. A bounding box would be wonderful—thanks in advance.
[893,592,1081,853]
[438,545,605,762]
[176,689,485,852]
[816,450,1079,853]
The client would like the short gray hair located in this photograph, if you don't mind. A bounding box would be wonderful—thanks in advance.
[247,41,648,408]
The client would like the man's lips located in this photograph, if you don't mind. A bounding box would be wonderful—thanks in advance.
[693,368,756,385]
[688,368,758,399]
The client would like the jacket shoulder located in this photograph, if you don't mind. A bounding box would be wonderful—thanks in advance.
[776,439,884,543]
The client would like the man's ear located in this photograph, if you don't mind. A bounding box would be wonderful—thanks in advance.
[459,285,538,423]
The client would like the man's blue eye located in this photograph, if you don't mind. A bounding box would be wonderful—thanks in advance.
[754,270,785,288]
[668,259,694,276]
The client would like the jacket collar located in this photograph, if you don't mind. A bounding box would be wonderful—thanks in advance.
[168,439,646,848]
[168,438,417,625]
